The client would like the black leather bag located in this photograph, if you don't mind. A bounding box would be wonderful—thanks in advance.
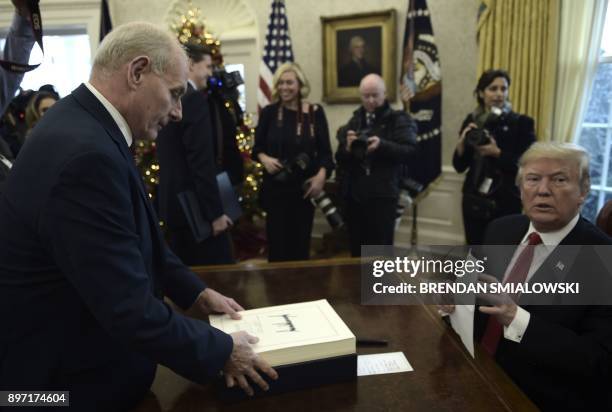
[462,193,497,221]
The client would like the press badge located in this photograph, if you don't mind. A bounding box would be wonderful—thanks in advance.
[478,177,493,194]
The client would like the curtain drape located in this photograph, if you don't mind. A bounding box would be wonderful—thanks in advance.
[477,0,559,141]
[552,0,608,143]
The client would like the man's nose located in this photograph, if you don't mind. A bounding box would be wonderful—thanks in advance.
[535,178,553,195]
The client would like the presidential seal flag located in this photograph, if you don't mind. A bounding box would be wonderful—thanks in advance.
[400,0,442,189]
[257,0,294,112]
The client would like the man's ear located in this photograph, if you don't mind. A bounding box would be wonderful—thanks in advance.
[127,56,151,90]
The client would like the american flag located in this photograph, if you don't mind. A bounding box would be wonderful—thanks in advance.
[257,0,294,112]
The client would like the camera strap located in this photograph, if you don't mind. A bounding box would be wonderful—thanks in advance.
[0,0,44,73]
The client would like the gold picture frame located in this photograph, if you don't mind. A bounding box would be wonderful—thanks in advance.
[321,10,397,104]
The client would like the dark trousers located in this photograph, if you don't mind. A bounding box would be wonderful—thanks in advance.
[265,193,315,262]
[346,197,397,257]
[167,228,234,266]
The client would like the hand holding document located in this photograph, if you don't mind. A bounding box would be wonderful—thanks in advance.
[449,305,475,358]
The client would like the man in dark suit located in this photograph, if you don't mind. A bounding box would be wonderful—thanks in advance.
[0,22,276,410]
[335,74,417,256]
[157,44,234,265]
[441,142,612,410]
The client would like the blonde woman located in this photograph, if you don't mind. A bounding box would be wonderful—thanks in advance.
[252,62,334,261]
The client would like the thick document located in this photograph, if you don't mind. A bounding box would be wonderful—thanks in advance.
[210,299,357,399]
[177,172,242,242]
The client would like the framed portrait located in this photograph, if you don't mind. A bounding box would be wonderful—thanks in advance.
[321,10,396,104]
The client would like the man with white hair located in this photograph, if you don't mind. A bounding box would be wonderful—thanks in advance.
[0,22,276,410]
[335,74,417,256]
[441,142,612,410]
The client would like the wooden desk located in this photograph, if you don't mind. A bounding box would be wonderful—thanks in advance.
[136,259,537,411]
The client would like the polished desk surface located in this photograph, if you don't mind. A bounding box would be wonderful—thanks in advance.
[135,258,537,412]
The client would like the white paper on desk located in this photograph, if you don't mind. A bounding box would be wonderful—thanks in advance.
[449,304,475,358]
[357,352,413,376]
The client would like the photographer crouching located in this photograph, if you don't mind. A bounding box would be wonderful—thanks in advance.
[253,63,334,262]
[453,69,536,244]
[335,74,417,257]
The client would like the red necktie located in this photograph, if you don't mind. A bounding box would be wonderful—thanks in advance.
[481,232,542,356]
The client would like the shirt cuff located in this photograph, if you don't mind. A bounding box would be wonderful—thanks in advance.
[504,306,530,343]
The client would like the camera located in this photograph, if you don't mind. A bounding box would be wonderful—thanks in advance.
[350,128,371,161]
[399,177,424,198]
[464,106,503,147]
[208,69,244,93]
[272,153,310,183]
[311,191,344,229]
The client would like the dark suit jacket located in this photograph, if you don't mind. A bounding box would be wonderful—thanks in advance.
[208,92,244,186]
[335,101,418,201]
[157,84,224,229]
[453,111,536,216]
[0,84,232,408]
[476,214,612,411]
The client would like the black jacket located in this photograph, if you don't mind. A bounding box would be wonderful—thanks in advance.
[453,111,535,214]
[157,85,224,230]
[252,102,334,199]
[208,91,244,186]
[335,101,418,201]
[476,215,612,411]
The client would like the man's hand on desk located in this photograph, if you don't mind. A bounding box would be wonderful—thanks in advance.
[224,331,279,396]
[195,288,244,320]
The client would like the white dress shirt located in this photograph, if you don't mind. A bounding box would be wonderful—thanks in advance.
[0,153,12,169]
[84,82,133,148]
[504,213,580,342]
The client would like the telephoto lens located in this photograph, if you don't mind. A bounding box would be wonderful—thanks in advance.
[311,191,344,229]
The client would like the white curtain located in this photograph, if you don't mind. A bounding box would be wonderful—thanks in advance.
[552,0,608,143]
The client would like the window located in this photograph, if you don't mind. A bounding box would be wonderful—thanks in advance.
[0,27,91,98]
[225,63,246,112]
[578,3,612,221]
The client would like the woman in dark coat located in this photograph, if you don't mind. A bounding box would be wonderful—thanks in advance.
[453,69,536,244]
[252,62,334,261]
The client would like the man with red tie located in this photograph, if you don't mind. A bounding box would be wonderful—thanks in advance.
[441,142,612,411]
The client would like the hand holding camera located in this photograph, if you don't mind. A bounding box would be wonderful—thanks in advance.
[366,136,381,153]
[258,153,283,175]
[346,130,358,151]
[303,168,326,199]
[476,136,501,158]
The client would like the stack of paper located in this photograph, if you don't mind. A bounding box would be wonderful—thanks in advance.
[209,299,356,366]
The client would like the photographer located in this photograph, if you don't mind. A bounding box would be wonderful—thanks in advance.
[335,74,417,257]
[252,62,334,262]
[207,68,244,187]
[453,69,536,244]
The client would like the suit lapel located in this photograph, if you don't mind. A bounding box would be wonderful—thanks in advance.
[71,84,165,294]
[521,218,586,305]
[71,85,157,216]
